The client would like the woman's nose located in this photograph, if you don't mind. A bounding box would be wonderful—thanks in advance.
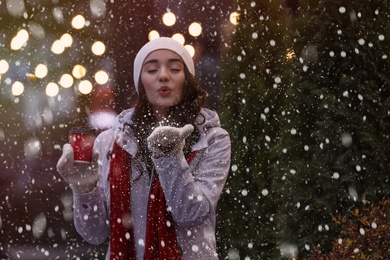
[159,67,169,82]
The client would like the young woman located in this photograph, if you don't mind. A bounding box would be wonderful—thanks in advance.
[57,37,231,259]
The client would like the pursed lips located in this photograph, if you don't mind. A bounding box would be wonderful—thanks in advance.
[158,86,172,96]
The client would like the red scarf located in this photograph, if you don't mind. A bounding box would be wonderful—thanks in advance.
[109,141,196,259]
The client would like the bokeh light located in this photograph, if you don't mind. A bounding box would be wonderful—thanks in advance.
[185,44,195,57]
[0,59,10,74]
[94,70,109,85]
[24,137,42,158]
[51,39,65,54]
[72,64,87,79]
[60,33,73,47]
[162,12,176,26]
[148,30,160,41]
[45,82,59,97]
[230,11,240,25]
[71,14,86,29]
[78,80,93,94]
[91,41,106,56]
[6,0,26,17]
[172,33,185,45]
[10,29,29,50]
[35,64,48,79]
[90,0,106,18]
[59,74,74,88]
[11,81,24,96]
[188,22,202,37]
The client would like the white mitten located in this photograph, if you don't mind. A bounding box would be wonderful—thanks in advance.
[56,143,99,194]
[147,124,194,158]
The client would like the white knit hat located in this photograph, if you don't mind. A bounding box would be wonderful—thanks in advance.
[133,37,195,92]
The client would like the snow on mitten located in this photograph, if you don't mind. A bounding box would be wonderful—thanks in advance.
[147,124,194,158]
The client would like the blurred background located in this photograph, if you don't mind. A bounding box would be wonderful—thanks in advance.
[1,0,390,259]
[0,0,234,259]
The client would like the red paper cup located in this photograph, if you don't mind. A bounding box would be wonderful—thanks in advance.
[69,128,96,163]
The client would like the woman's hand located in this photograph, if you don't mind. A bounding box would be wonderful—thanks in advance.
[56,144,99,193]
[147,124,194,158]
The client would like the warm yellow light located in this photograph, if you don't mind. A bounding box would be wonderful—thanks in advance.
[148,30,160,41]
[162,12,176,26]
[71,15,86,29]
[94,70,109,85]
[59,73,74,88]
[188,22,202,37]
[51,39,65,54]
[12,81,24,96]
[91,41,105,56]
[72,64,87,79]
[286,49,295,60]
[0,59,10,74]
[35,64,48,79]
[230,12,240,25]
[78,80,93,94]
[172,33,185,45]
[10,29,29,50]
[46,82,59,97]
[184,44,195,57]
[60,33,73,47]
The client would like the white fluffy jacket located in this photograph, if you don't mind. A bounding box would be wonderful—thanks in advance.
[72,108,231,260]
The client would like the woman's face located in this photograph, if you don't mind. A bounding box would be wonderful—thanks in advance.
[140,49,186,117]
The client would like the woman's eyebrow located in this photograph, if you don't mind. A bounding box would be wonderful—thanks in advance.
[143,58,183,66]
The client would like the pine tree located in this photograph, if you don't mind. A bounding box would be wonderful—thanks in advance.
[217,0,291,258]
[270,0,390,257]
